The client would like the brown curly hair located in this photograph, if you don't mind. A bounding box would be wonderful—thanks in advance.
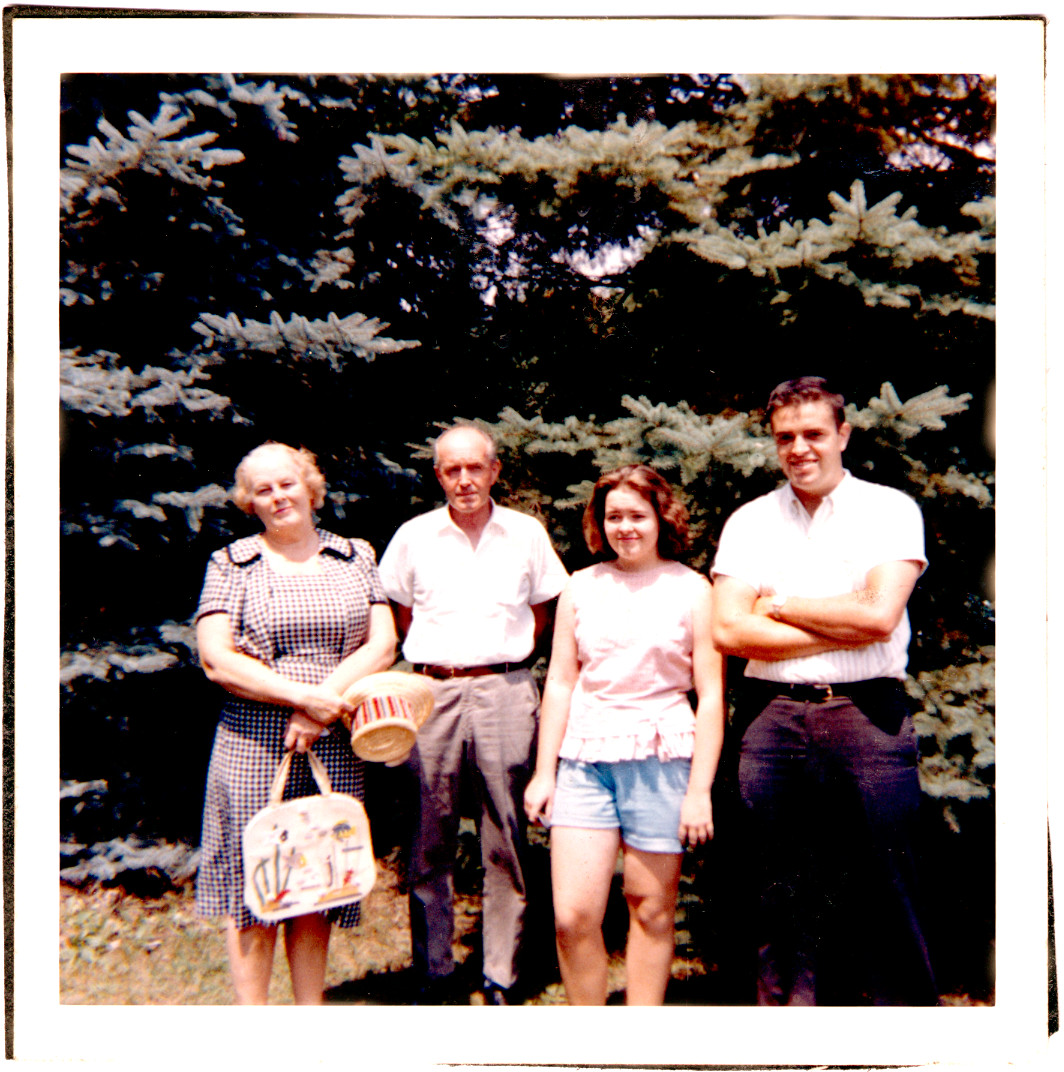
[232,442,327,515]
[582,464,690,560]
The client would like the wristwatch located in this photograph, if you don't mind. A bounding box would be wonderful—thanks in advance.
[769,592,787,620]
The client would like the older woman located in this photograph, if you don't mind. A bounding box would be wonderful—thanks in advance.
[524,465,725,1005]
[194,441,396,1004]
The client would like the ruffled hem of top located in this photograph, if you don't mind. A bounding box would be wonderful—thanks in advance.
[559,728,695,764]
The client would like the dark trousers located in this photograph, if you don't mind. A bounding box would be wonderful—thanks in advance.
[738,684,938,1006]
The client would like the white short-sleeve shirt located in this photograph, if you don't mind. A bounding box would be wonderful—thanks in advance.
[711,471,927,683]
[378,503,568,666]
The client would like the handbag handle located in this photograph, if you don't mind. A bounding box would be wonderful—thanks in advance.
[268,748,333,805]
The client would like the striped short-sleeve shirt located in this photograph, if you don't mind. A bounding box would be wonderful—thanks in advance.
[711,472,926,684]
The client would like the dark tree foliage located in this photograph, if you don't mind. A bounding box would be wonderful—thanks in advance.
[59,74,995,994]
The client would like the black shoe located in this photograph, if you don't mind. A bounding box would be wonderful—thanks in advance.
[482,979,511,1006]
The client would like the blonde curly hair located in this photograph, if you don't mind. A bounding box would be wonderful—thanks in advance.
[232,442,327,515]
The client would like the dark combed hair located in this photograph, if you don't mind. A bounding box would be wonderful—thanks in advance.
[766,376,846,428]
[582,464,690,561]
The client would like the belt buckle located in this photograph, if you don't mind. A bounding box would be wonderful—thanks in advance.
[420,664,455,679]
[814,683,834,701]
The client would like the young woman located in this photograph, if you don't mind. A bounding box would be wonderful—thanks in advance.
[194,442,396,1004]
[524,464,725,1005]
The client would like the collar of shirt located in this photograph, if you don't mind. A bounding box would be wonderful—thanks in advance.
[389,501,560,665]
[225,529,354,565]
[781,468,853,528]
[431,499,504,545]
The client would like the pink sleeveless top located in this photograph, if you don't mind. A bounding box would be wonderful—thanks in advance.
[559,560,709,763]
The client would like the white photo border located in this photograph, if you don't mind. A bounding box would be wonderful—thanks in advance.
[9,7,1052,1069]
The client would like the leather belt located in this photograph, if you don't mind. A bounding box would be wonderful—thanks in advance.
[412,660,532,680]
[750,678,902,704]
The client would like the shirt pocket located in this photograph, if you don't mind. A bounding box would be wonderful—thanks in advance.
[477,543,532,610]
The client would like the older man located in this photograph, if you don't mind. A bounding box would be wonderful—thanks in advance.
[711,376,937,1006]
[379,425,567,1004]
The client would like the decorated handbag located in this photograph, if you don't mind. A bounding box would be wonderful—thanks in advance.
[242,749,376,923]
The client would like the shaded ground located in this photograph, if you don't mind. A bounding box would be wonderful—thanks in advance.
[60,844,726,1006]
[60,844,989,1007]
[60,851,516,1006]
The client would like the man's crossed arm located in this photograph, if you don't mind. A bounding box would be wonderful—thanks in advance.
[711,560,923,662]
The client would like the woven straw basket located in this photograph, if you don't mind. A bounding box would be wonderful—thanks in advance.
[342,671,435,764]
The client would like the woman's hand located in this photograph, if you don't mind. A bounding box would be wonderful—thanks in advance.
[298,683,356,727]
[524,771,556,826]
[197,615,364,718]
[678,790,714,847]
[285,710,326,753]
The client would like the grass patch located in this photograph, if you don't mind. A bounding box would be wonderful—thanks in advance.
[61,852,423,1005]
[60,848,988,1006]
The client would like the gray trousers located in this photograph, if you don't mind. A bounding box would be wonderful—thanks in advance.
[407,669,539,989]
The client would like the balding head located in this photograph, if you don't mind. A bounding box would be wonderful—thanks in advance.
[433,425,500,525]
[432,424,498,466]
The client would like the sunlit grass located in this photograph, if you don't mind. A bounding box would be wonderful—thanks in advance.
[60,849,988,1006]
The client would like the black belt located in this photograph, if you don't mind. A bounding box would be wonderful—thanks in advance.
[749,678,903,704]
[412,659,532,680]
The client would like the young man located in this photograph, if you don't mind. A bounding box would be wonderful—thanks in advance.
[711,376,937,1006]
[379,425,567,1004]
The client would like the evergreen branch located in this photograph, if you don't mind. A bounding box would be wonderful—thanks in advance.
[741,73,994,163]
[61,103,245,217]
[960,197,995,231]
[162,74,308,142]
[192,309,422,364]
[61,648,182,683]
[920,130,997,168]
[60,350,232,418]
[116,499,168,523]
[220,75,307,142]
[60,621,200,687]
[485,396,775,487]
[151,484,230,533]
[903,459,994,507]
[337,115,790,230]
[277,248,358,292]
[117,443,195,462]
[846,383,973,439]
[61,839,201,887]
[675,180,994,318]
[484,384,978,513]
[72,484,231,541]
[554,479,598,510]
[909,646,995,801]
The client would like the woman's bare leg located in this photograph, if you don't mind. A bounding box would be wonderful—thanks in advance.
[226,919,277,1004]
[550,826,621,1005]
[622,846,683,1005]
[285,912,332,1005]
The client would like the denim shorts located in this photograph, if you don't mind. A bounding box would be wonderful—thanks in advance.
[550,756,692,854]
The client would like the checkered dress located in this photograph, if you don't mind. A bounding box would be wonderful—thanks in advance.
[194,530,387,930]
